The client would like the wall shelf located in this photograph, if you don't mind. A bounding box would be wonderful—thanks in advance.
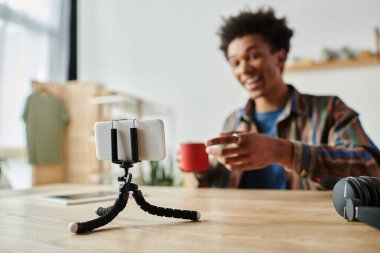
[285,56,380,73]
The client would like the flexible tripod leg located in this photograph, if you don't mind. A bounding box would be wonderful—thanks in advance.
[132,185,201,221]
[68,182,130,234]
[95,173,133,217]
[69,161,200,234]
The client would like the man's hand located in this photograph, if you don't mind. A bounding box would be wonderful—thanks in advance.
[205,132,293,172]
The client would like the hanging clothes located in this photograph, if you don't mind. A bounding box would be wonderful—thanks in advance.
[22,92,69,165]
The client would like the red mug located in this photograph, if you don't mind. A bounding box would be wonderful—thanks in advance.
[180,143,209,172]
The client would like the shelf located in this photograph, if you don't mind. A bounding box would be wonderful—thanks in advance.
[285,56,380,73]
[90,95,125,105]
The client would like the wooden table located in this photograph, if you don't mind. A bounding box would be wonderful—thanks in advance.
[0,184,379,253]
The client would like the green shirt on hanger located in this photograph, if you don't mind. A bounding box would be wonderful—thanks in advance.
[22,93,69,165]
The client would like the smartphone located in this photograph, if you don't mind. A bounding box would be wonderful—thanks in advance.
[94,119,166,161]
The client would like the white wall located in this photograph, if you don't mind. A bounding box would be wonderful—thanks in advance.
[78,0,380,148]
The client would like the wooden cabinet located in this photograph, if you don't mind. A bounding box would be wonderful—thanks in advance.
[63,82,100,184]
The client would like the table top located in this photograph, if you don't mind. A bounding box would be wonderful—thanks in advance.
[0,184,379,253]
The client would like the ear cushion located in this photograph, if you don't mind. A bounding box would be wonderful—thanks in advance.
[366,177,380,205]
[356,177,371,205]
[347,177,364,203]
[360,176,379,205]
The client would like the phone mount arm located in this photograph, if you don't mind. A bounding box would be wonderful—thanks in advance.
[69,120,200,234]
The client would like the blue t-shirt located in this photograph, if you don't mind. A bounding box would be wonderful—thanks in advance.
[239,107,287,189]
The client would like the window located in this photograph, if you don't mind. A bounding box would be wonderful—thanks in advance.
[0,0,70,148]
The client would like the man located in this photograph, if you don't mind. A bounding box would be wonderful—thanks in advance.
[196,8,380,190]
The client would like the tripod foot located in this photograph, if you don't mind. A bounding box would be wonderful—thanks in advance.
[195,211,201,221]
[68,222,79,233]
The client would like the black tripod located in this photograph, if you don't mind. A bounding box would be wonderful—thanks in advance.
[69,121,200,234]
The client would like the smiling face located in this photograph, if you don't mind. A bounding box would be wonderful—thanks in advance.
[227,34,286,100]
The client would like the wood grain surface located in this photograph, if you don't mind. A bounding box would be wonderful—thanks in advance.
[0,184,379,253]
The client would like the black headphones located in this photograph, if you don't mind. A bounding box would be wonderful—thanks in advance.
[332,176,380,229]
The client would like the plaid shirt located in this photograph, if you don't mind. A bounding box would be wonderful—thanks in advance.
[198,85,380,190]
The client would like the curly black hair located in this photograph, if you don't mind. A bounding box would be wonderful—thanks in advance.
[218,8,294,58]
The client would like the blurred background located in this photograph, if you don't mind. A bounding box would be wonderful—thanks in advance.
[0,0,379,189]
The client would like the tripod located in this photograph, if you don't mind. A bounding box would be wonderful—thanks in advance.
[69,121,200,234]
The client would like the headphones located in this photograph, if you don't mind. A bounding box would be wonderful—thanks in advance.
[332,176,380,229]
